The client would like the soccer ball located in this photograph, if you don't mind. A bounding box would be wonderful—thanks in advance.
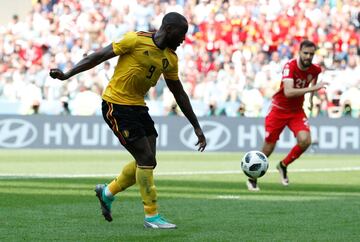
[241,151,269,179]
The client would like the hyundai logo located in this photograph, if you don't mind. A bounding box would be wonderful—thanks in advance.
[180,121,231,151]
[0,119,37,148]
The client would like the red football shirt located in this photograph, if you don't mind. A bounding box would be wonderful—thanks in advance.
[272,58,321,112]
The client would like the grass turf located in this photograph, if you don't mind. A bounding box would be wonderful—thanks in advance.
[0,150,359,241]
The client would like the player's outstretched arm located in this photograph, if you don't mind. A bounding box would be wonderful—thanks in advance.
[165,79,206,152]
[284,79,328,98]
[49,44,117,81]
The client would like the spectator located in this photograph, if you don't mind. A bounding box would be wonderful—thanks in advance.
[0,0,359,118]
[70,84,102,116]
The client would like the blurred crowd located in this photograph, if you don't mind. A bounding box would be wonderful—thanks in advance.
[0,0,359,118]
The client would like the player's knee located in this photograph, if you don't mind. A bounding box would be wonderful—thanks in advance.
[137,153,157,168]
[262,142,276,157]
[298,138,311,149]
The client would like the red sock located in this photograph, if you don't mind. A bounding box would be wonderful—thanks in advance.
[282,144,304,166]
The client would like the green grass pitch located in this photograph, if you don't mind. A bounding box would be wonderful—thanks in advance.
[0,150,359,241]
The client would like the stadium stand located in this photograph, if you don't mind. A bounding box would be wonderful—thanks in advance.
[0,0,359,117]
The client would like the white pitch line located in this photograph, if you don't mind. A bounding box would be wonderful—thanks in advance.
[160,166,360,175]
[0,167,360,179]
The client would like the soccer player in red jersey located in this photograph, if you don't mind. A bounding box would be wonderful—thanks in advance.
[247,40,327,191]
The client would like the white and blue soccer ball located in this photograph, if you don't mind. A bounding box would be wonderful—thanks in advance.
[241,151,269,179]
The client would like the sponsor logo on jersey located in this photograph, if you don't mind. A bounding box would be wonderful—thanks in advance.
[122,130,130,138]
[283,68,289,76]
[162,58,169,69]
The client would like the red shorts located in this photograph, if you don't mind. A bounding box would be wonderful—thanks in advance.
[264,106,310,143]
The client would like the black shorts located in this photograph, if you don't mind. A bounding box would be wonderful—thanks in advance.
[102,100,158,145]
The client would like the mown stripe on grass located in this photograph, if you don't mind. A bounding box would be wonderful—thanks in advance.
[0,166,360,179]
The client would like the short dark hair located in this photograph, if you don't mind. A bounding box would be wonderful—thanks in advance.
[161,12,187,28]
[300,40,317,50]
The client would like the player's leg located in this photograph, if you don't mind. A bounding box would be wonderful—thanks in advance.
[95,160,136,218]
[107,160,137,195]
[95,160,137,222]
[277,112,311,185]
[96,102,143,222]
[124,136,157,215]
[124,136,176,229]
[246,141,277,191]
[247,108,285,191]
[95,160,136,222]
[127,107,175,228]
[262,141,276,157]
[142,135,176,228]
[282,130,311,167]
[95,101,122,222]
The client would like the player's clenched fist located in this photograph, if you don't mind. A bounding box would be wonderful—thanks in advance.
[49,69,68,80]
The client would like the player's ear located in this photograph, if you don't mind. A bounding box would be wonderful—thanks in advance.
[164,24,173,34]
